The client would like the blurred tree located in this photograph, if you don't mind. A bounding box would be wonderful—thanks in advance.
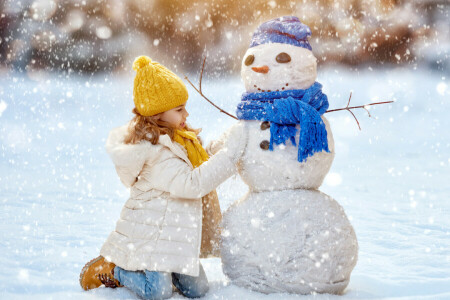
[0,0,447,75]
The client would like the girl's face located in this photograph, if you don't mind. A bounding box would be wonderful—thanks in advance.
[157,104,189,129]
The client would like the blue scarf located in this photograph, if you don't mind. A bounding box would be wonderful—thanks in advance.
[236,82,330,162]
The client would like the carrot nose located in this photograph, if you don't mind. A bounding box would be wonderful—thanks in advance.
[251,65,269,73]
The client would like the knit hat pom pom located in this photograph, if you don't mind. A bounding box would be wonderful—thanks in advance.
[133,56,152,71]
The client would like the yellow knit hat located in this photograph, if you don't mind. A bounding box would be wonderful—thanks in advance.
[132,56,188,116]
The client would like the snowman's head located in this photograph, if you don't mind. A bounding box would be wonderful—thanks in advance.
[241,16,317,93]
[241,43,317,93]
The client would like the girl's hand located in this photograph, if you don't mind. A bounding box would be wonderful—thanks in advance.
[221,123,246,164]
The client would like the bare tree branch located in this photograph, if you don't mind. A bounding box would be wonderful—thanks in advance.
[348,109,361,130]
[184,57,238,120]
[325,92,393,130]
[199,56,206,93]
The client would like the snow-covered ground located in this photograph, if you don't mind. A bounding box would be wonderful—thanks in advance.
[1,66,449,299]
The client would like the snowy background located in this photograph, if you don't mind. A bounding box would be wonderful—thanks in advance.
[1,0,449,298]
[1,0,449,74]
[1,65,449,299]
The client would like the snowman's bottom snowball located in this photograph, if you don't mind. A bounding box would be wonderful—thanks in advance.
[220,189,358,295]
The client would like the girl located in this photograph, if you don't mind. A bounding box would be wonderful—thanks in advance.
[79,56,244,299]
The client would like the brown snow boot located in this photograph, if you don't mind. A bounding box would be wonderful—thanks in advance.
[79,255,122,290]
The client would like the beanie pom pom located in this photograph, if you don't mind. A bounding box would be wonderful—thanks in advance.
[133,56,152,71]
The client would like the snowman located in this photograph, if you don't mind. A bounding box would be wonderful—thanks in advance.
[209,16,358,295]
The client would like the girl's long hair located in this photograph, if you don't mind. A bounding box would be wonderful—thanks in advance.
[124,108,200,145]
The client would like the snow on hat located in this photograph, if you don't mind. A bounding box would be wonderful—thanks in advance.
[249,16,312,50]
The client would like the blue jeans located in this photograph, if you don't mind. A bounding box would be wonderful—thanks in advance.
[114,264,209,299]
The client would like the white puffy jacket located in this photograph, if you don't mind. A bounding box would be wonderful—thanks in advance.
[100,124,239,276]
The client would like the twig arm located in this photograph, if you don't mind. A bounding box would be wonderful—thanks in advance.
[199,57,206,93]
[325,101,394,113]
[184,75,238,120]
[324,92,393,130]
[188,62,394,127]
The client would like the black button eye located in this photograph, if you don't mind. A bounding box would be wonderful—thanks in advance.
[276,52,291,63]
[244,54,255,66]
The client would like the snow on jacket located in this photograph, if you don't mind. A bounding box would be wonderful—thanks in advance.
[100,124,236,277]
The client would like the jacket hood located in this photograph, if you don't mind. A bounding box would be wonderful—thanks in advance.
[105,123,193,188]
[105,124,158,187]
